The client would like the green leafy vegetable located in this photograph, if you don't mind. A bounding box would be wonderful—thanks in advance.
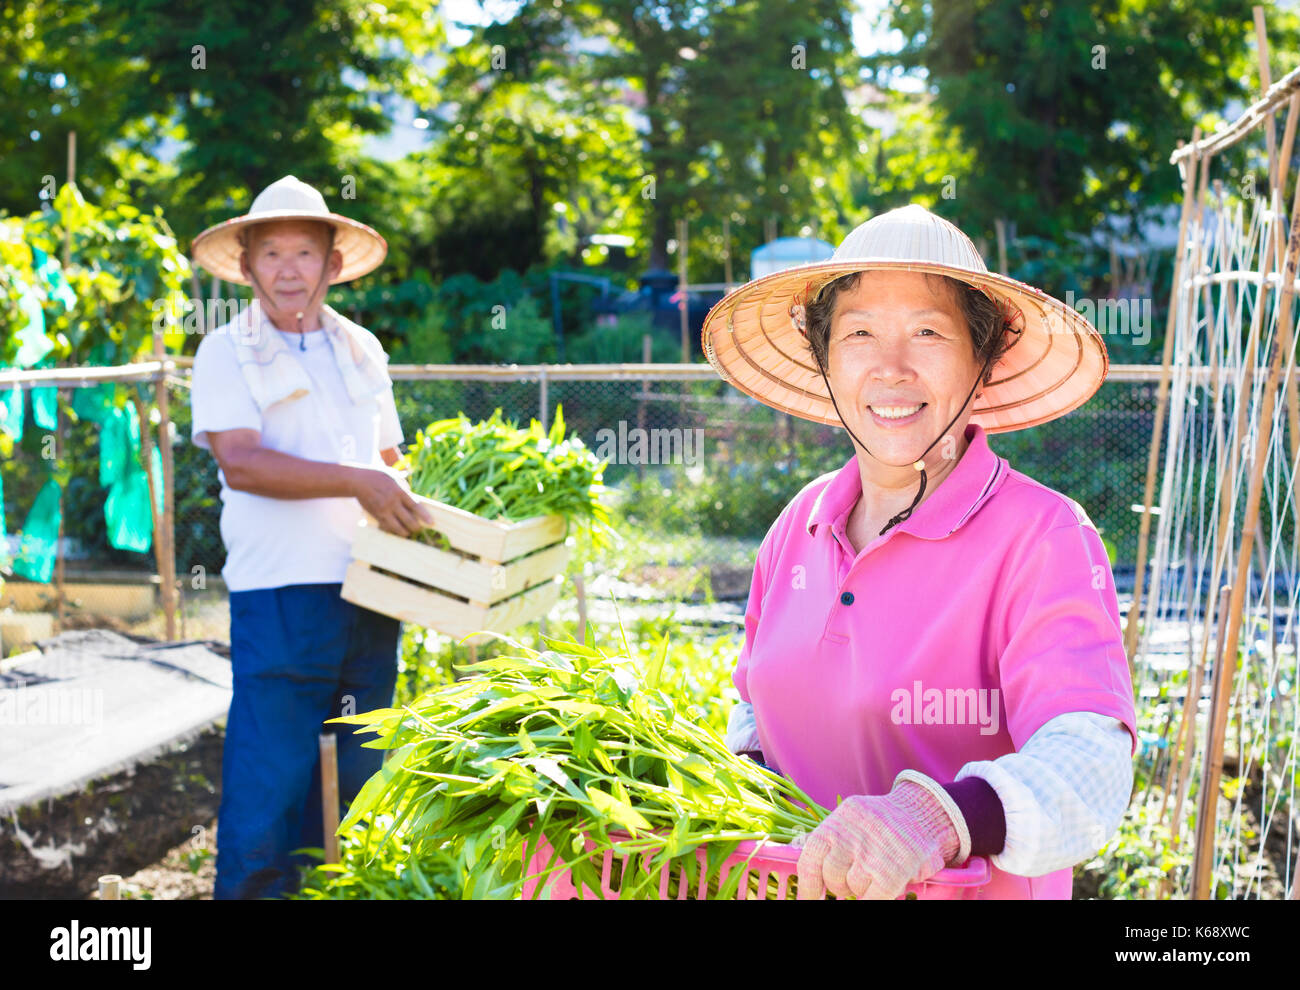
[327,628,830,899]
[397,404,613,552]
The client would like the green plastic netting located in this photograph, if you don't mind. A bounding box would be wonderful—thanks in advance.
[105,446,162,553]
[12,479,61,584]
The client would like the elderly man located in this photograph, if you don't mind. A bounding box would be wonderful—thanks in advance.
[190,175,432,899]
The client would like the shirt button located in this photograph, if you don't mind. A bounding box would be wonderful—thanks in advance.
[840,591,855,606]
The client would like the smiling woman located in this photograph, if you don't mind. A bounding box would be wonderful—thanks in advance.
[804,269,1014,536]
[701,204,1137,900]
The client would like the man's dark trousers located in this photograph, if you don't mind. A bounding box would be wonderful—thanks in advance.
[214,582,400,900]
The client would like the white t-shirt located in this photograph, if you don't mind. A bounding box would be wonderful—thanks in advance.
[190,322,403,592]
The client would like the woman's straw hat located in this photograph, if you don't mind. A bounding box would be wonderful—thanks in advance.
[701,204,1108,433]
[191,175,387,285]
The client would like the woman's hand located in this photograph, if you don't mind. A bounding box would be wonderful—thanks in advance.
[350,464,434,537]
[796,772,966,899]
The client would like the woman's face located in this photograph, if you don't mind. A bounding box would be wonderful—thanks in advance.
[825,270,984,481]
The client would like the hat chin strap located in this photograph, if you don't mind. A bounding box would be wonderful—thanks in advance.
[245,227,337,348]
[815,351,993,537]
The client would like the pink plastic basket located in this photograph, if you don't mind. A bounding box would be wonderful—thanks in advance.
[520,831,991,900]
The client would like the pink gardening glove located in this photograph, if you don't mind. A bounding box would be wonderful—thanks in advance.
[796,770,970,900]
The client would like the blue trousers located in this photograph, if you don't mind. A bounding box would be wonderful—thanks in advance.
[214,583,401,900]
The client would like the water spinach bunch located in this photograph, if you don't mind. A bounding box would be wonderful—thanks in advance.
[330,631,830,899]
[397,404,612,552]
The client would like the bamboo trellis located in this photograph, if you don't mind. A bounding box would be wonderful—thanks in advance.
[1127,9,1300,899]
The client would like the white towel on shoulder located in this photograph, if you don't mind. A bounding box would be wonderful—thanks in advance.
[230,302,392,413]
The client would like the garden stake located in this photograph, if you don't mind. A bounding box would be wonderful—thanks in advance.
[1123,128,1203,668]
[320,733,340,865]
[1193,160,1300,898]
[1160,584,1230,899]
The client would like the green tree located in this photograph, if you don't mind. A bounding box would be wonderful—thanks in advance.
[0,0,160,219]
[427,2,646,279]
[571,0,862,270]
[436,0,863,281]
[675,0,861,262]
[867,0,1299,240]
[3,1,443,241]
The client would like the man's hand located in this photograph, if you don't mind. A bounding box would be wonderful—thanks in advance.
[208,429,435,538]
[796,773,965,899]
[350,465,434,537]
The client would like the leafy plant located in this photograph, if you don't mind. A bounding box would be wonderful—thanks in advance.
[398,404,613,552]
[327,627,828,900]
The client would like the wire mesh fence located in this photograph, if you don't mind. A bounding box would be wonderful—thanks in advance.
[2,365,1166,653]
[388,371,1162,575]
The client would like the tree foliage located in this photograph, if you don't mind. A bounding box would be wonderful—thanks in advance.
[867,0,1300,240]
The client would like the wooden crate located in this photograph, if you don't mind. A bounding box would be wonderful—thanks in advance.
[340,493,570,639]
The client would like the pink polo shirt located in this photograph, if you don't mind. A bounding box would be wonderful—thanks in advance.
[733,422,1138,899]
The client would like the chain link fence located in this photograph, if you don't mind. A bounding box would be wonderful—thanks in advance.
[2,367,1164,652]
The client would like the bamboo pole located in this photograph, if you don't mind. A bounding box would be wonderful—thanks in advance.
[63,133,75,265]
[1192,159,1300,900]
[1165,182,1252,846]
[1254,7,1278,191]
[1163,188,1256,843]
[0,361,174,386]
[153,322,177,641]
[1160,205,1228,823]
[98,874,121,900]
[190,270,206,334]
[722,216,733,289]
[1191,584,1239,898]
[131,389,169,635]
[1171,64,1300,164]
[1139,538,1195,819]
[1161,164,1261,856]
[319,733,339,865]
[1159,582,1227,899]
[994,218,1008,274]
[1158,583,1230,899]
[1254,13,1300,524]
[53,391,66,634]
[638,333,650,482]
[54,132,76,634]
[677,218,690,364]
[10,358,1292,389]
[1136,148,1215,704]
[1124,131,1204,666]
[1278,93,1299,198]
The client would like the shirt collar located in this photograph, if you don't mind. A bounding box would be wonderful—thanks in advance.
[804,423,1007,542]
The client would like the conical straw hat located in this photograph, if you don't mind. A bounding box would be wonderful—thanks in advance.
[191,175,387,285]
[701,204,1108,433]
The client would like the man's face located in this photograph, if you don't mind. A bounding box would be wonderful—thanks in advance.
[240,220,340,314]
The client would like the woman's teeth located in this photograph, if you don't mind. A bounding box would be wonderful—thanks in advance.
[871,404,924,419]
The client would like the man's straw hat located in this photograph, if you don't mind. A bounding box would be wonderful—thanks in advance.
[701,204,1108,433]
[191,175,387,285]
